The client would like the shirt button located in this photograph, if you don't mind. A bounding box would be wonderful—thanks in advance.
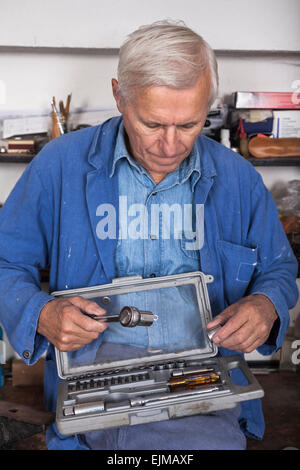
[150,273,156,278]
[22,350,31,360]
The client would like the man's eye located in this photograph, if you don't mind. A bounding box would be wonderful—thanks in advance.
[146,123,161,129]
[180,123,195,129]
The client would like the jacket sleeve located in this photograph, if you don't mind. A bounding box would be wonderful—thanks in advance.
[0,158,55,364]
[246,173,299,355]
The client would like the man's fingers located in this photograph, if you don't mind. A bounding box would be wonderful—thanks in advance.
[207,305,248,344]
[38,297,110,352]
[62,303,108,335]
[217,327,255,351]
[65,296,108,332]
[212,311,248,344]
[219,329,266,353]
[68,296,106,317]
[206,295,278,353]
[206,304,238,330]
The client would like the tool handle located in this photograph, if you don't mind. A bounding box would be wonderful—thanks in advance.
[102,315,121,322]
[169,371,219,391]
[83,312,119,322]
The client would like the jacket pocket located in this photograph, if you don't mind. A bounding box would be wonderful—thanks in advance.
[218,240,258,306]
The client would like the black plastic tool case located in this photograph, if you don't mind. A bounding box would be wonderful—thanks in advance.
[52,272,264,435]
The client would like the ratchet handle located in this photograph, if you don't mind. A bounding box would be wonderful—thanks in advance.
[82,312,119,322]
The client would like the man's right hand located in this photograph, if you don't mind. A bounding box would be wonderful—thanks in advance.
[37,296,108,352]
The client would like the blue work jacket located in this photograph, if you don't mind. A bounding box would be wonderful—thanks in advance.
[0,116,298,449]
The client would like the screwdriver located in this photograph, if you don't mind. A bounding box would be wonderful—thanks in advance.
[168,370,220,391]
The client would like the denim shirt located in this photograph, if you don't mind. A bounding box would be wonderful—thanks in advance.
[102,122,204,352]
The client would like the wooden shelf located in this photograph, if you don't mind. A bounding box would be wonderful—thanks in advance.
[246,156,300,167]
[1,153,300,167]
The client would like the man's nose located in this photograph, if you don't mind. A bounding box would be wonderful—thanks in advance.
[162,126,179,157]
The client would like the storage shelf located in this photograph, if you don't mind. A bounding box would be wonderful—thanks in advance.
[1,153,300,167]
[246,156,300,167]
[0,154,35,163]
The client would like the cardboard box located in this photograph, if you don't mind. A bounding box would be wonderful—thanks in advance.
[234,92,300,110]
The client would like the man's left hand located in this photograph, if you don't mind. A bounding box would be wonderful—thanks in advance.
[206,294,278,353]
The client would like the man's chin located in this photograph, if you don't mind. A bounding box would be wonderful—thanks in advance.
[150,153,188,167]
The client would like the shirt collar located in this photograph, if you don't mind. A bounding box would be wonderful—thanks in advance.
[110,120,201,191]
[110,121,144,177]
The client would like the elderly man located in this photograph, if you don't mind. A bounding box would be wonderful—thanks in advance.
[0,21,298,450]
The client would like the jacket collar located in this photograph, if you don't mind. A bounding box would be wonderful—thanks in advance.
[87,116,123,174]
[195,135,217,179]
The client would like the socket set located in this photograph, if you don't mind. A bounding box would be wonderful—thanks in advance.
[62,358,225,416]
[53,272,264,435]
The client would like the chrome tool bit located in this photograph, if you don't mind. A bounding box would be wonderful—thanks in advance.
[84,306,158,328]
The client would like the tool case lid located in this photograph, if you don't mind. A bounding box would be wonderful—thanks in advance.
[52,271,217,380]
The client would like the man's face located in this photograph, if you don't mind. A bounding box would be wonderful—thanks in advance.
[112,74,211,184]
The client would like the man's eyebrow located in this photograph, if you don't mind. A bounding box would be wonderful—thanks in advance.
[139,116,163,126]
[178,121,201,127]
[140,117,201,127]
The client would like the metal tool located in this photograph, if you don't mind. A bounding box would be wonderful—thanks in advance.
[171,367,215,377]
[84,306,158,328]
[130,385,221,407]
[64,385,221,415]
[64,400,105,416]
[207,325,222,342]
[168,370,220,391]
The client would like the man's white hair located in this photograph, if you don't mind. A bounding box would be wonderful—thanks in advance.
[117,20,218,107]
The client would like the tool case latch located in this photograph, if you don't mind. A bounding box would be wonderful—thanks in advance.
[130,408,169,426]
[112,275,143,284]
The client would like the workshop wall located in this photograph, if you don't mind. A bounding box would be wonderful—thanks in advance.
[0,49,299,202]
[1,0,300,51]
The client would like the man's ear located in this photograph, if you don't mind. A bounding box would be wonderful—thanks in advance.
[111,78,123,113]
